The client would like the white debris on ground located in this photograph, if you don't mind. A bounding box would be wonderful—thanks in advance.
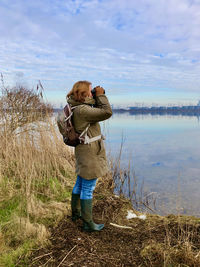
[126,210,137,219]
[126,210,146,220]
[138,214,147,220]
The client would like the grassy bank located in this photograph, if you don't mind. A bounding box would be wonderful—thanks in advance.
[0,115,76,266]
[0,111,200,266]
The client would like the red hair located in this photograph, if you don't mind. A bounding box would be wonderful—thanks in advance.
[67,81,91,103]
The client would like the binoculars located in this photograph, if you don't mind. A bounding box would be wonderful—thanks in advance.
[91,86,105,98]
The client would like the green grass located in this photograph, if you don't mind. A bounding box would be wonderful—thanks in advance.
[0,196,22,224]
[49,177,71,201]
[0,196,35,266]
[0,239,35,267]
[34,177,72,203]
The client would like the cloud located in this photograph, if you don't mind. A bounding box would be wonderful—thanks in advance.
[0,0,200,106]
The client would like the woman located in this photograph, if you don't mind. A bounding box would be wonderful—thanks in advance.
[67,81,112,232]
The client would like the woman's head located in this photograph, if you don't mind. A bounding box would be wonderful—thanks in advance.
[67,80,92,102]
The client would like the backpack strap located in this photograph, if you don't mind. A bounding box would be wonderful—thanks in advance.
[64,112,73,121]
[64,105,76,122]
[79,124,90,138]
[70,104,105,145]
[84,134,102,144]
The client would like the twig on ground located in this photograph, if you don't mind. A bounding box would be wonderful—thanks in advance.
[40,256,53,267]
[57,245,77,267]
[110,223,132,229]
[32,252,53,262]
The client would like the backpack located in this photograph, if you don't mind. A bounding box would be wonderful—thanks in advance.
[57,104,103,147]
[57,104,88,147]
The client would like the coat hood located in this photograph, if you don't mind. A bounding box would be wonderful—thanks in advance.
[67,95,95,106]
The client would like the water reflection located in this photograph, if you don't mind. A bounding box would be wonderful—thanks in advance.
[101,114,200,216]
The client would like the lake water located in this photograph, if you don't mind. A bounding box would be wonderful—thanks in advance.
[101,113,200,216]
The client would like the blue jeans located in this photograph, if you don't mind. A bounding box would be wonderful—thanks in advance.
[72,175,97,200]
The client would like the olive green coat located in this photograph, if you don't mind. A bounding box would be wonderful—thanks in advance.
[67,94,112,180]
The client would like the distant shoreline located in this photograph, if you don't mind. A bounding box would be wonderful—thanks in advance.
[112,105,200,116]
[54,105,200,116]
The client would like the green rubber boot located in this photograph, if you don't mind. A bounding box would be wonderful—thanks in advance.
[81,199,104,232]
[71,193,81,221]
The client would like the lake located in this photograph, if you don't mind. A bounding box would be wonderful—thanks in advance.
[101,113,200,216]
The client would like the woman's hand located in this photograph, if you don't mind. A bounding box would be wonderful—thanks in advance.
[95,86,105,96]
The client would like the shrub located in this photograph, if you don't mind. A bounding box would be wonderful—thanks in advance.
[0,77,53,134]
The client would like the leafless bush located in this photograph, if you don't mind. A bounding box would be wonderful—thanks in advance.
[0,75,53,134]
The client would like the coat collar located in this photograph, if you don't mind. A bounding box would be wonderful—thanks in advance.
[67,95,95,106]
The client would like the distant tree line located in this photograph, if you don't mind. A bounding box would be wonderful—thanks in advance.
[112,105,200,116]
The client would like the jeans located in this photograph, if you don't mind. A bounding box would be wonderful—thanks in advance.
[72,175,97,200]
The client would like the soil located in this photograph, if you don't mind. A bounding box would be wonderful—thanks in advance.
[27,193,200,267]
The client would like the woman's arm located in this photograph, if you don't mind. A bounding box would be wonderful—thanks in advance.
[80,94,112,123]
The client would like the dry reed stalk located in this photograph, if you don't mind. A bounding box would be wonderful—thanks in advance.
[0,82,74,264]
[0,113,75,247]
[109,138,157,213]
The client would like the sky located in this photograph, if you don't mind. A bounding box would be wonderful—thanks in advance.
[0,0,200,107]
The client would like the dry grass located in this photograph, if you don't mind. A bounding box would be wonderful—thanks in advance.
[0,109,75,265]
[140,214,200,266]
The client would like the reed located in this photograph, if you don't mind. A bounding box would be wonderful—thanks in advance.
[0,83,75,266]
[109,137,157,213]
